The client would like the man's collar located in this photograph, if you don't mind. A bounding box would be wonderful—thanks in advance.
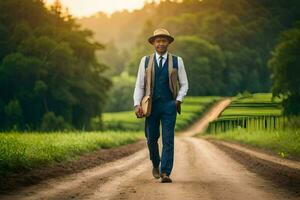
[155,51,168,59]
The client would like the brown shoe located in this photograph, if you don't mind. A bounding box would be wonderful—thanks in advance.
[152,167,160,179]
[160,173,172,183]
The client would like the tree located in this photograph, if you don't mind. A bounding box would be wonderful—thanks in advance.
[172,35,225,95]
[104,72,136,112]
[268,22,300,115]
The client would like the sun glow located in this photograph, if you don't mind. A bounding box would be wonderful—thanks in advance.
[44,0,161,17]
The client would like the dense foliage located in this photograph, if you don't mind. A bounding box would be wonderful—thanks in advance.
[0,0,111,131]
[268,22,300,115]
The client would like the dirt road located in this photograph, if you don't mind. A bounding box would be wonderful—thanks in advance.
[1,98,297,200]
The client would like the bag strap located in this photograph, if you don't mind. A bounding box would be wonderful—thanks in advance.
[144,55,150,69]
[172,54,178,69]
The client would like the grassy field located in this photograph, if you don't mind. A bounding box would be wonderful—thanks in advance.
[219,93,282,119]
[206,93,284,133]
[0,96,221,177]
[0,131,143,176]
[201,93,300,158]
[100,96,221,132]
[202,129,300,158]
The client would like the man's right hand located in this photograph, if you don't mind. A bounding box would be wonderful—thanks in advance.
[134,105,144,118]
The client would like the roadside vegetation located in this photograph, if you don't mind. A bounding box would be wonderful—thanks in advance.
[201,93,300,159]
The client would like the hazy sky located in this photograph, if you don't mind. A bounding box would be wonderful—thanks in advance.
[45,0,154,17]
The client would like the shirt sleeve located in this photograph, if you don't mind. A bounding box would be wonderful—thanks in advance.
[176,56,189,102]
[133,56,146,107]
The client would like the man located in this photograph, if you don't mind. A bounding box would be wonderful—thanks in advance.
[133,28,188,183]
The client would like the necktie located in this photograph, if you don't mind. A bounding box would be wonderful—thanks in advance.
[159,55,163,68]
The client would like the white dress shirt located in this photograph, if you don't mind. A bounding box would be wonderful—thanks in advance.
[133,51,189,107]
[155,50,168,67]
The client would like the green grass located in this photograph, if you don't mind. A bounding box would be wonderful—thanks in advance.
[207,93,284,133]
[0,131,143,176]
[219,93,282,119]
[201,129,300,158]
[100,111,144,131]
[101,96,221,132]
[232,93,281,104]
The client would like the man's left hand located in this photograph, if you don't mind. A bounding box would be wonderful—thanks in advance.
[175,100,181,108]
[175,100,182,114]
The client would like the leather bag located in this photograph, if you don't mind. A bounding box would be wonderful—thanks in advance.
[141,95,152,117]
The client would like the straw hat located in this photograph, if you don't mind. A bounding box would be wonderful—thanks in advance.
[148,28,174,44]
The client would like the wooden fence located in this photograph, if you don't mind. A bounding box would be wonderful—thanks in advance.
[206,115,286,133]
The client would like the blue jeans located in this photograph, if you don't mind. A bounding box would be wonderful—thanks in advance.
[144,98,177,176]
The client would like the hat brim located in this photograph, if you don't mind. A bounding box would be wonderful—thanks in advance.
[148,34,174,44]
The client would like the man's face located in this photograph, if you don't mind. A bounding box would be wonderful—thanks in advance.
[153,37,170,54]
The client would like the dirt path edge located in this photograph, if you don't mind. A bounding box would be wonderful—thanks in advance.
[0,139,146,193]
[206,138,300,196]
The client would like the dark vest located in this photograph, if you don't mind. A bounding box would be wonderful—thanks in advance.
[144,53,179,100]
[152,54,173,101]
